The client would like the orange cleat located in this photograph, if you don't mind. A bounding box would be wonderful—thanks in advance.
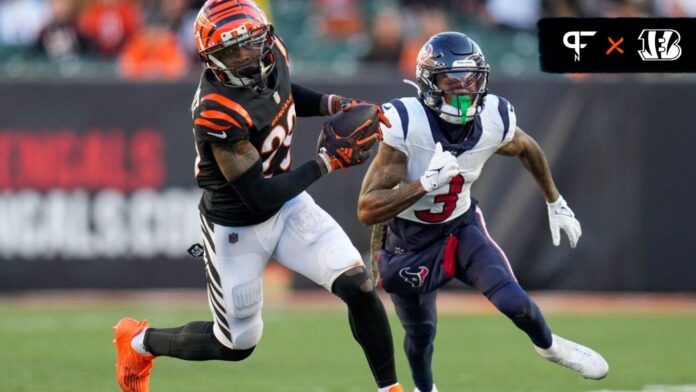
[114,317,154,392]
[387,385,405,392]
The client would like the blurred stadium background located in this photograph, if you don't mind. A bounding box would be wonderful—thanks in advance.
[1,0,696,391]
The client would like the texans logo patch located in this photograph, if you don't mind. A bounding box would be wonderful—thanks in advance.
[417,43,433,67]
[399,266,429,288]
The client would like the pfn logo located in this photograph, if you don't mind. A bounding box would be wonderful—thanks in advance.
[563,31,597,61]
[638,29,682,61]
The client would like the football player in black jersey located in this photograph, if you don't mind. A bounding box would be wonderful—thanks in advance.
[113,1,403,391]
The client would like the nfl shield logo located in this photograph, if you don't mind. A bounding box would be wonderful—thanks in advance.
[273,91,280,104]
[229,233,239,244]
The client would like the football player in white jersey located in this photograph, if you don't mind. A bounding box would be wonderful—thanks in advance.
[358,32,609,392]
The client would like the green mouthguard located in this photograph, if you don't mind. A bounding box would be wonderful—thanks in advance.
[450,95,472,125]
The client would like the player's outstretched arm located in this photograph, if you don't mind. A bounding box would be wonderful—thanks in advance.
[495,126,559,202]
[289,83,359,117]
[290,83,328,117]
[496,126,582,248]
[357,143,427,225]
[212,139,327,213]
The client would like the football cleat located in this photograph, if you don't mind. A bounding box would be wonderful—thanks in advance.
[534,334,609,380]
[114,317,155,392]
[414,384,439,392]
[386,384,405,392]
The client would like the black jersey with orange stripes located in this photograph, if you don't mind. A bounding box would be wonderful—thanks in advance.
[191,41,296,226]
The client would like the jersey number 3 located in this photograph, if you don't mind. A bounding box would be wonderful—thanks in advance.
[414,174,465,223]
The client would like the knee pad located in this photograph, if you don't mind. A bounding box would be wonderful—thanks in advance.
[404,323,436,348]
[477,265,515,296]
[332,266,374,303]
[228,279,264,349]
[489,282,534,320]
[231,279,263,319]
[231,317,263,350]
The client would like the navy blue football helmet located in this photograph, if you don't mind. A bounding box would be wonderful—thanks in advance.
[415,32,490,125]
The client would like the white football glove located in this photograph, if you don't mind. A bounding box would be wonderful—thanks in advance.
[419,142,460,192]
[547,195,582,248]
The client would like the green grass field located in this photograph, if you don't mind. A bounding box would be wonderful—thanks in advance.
[0,302,695,392]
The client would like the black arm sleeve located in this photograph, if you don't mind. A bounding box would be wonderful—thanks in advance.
[230,159,323,213]
[291,83,325,117]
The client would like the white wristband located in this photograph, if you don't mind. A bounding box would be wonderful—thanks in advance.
[326,94,337,115]
[317,148,333,173]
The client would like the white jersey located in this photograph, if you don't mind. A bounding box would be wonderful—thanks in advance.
[381,94,516,224]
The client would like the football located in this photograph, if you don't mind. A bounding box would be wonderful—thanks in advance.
[328,103,380,140]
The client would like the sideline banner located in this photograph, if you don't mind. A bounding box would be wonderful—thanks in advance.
[0,82,205,289]
[1,80,696,291]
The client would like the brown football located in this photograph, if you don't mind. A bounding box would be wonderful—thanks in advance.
[329,103,380,139]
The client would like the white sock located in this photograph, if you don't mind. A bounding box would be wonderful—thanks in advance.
[130,328,150,355]
[378,383,400,392]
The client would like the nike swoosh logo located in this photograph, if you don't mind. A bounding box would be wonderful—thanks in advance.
[554,208,574,217]
[207,131,227,139]
[383,104,392,110]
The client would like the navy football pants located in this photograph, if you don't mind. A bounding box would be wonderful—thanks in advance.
[390,209,552,392]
